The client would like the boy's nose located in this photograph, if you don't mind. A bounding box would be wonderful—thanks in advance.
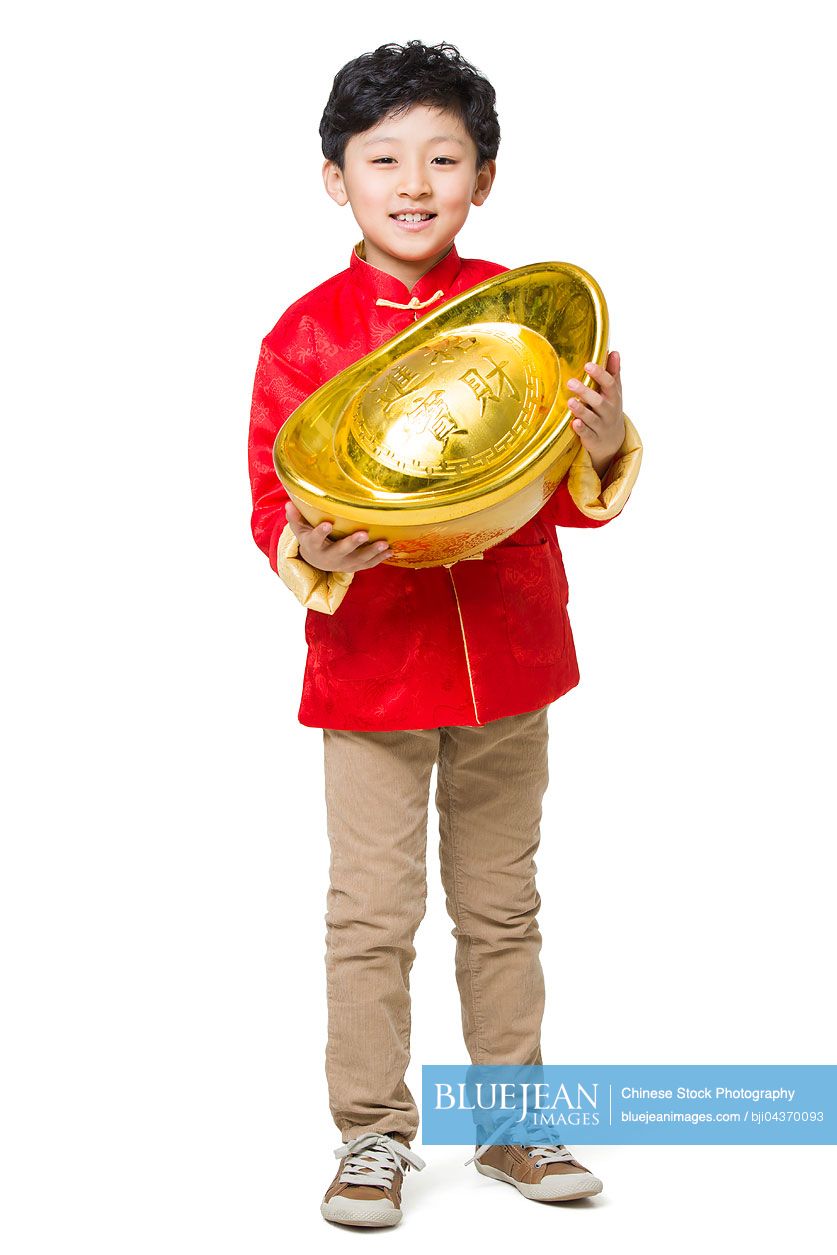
[396,170,432,197]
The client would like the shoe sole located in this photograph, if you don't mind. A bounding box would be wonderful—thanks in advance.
[474,1161,603,1201]
[320,1199,402,1227]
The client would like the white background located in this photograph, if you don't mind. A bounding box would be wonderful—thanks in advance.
[2,2,835,1250]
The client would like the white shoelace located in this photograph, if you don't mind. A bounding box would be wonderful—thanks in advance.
[523,1144,579,1168]
[466,1139,579,1168]
[335,1132,426,1189]
[464,1108,580,1167]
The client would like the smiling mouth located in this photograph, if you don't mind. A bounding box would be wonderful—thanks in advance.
[390,213,437,221]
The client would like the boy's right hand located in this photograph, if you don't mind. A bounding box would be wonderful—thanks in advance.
[285,501,394,572]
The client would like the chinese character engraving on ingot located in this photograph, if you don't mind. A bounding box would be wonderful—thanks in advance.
[378,363,434,416]
[401,389,468,453]
[460,356,520,416]
[426,334,479,367]
[353,325,554,480]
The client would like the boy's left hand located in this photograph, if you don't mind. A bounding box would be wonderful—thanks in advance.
[567,350,626,479]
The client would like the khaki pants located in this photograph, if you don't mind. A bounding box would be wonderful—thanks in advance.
[322,705,550,1143]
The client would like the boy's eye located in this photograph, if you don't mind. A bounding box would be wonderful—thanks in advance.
[371,157,456,165]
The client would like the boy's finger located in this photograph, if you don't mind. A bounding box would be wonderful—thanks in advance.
[301,520,334,547]
[571,407,601,436]
[334,529,371,550]
[285,502,311,532]
[353,536,391,555]
[568,397,602,429]
[582,361,615,391]
[568,380,606,412]
[355,545,394,567]
[572,417,597,441]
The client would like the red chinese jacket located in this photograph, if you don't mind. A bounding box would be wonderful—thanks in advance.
[248,240,643,732]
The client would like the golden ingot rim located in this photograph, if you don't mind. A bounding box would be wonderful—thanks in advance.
[273,260,608,529]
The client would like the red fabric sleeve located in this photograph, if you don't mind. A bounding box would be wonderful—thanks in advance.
[248,321,321,573]
[538,475,618,529]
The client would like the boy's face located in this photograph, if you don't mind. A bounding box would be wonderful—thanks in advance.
[323,103,495,275]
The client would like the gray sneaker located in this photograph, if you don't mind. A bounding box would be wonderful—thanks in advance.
[321,1131,426,1227]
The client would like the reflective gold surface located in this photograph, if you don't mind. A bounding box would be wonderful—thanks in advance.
[273,261,608,568]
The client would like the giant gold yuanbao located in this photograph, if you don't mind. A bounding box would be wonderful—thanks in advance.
[273,261,608,568]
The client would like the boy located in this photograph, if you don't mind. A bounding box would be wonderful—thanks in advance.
[248,40,642,1228]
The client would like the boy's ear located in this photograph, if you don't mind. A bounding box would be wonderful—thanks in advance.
[322,159,348,207]
[472,159,496,207]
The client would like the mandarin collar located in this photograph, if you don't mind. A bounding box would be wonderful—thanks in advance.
[349,238,462,312]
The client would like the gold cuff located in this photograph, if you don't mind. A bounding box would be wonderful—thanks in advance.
[275,523,354,614]
[566,412,643,521]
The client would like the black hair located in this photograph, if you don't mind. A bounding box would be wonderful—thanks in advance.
[319,40,501,173]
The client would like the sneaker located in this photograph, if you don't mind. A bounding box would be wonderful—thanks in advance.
[466,1142,603,1202]
[321,1131,426,1227]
